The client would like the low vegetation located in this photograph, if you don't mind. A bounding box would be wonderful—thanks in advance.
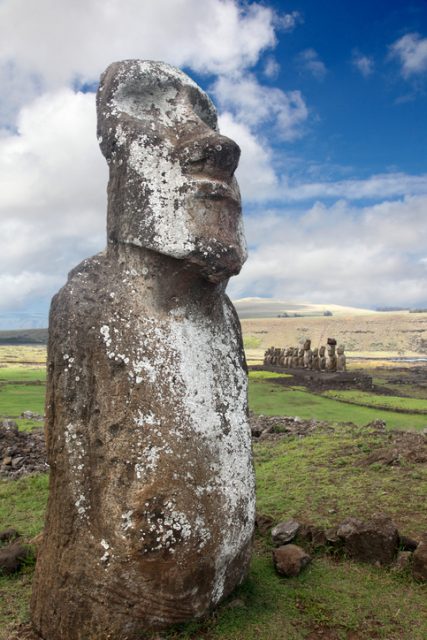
[1,347,427,639]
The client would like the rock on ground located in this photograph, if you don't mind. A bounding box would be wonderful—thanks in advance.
[273,544,312,577]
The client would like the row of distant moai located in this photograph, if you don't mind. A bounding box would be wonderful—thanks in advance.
[264,338,347,372]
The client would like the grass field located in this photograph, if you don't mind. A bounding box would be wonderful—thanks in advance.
[248,371,427,431]
[1,347,427,639]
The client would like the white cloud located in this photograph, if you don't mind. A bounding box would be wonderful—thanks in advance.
[352,51,374,77]
[213,74,308,140]
[276,11,303,32]
[280,172,427,202]
[0,0,276,107]
[263,56,280,79]
[0,89,107,308]
[228,195,427,308]
[219,112,278,200]
[296,49,327,80]
[389,32,427,78]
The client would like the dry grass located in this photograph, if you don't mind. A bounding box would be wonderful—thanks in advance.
[241,311,427,358]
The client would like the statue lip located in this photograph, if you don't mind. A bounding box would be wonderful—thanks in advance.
[191,178,240,204]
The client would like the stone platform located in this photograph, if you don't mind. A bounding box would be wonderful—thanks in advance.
[254,365,373,391]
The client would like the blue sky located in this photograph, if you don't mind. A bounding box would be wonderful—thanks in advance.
[0,0,426,327]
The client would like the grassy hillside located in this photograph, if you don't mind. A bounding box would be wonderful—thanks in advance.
[0,329,48,346]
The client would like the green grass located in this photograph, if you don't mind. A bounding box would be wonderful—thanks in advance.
[323,389,427,413]
[0,383,45,418]
[0,366,46,383]
[0,474,49,538]
[254,423,427,536]
[248,373,427,431]
[1,354,427,639]
[243,335,262,349]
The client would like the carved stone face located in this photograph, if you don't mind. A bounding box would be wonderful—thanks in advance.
[97,60,247,283]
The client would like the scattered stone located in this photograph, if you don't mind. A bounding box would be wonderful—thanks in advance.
[399,534,419,552]
[271,519,300,545]
[325,527,340,545]
[21,411,44,421]
[273,544,312,577]
[0,424,47,478]
[298,524,328,549]
[255,513,274,535]
[0,542,30,575]
[1,419,18,433]
[336,514,399,565]
[412,533,427,582]
[0,528,20,543]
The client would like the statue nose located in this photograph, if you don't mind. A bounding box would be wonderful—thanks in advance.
[178,133,241,179]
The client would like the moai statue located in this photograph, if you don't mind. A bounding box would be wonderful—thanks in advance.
[31,61,255,639]
[311,347,320,371]
[303,339,312,369]
[279,348,286,367]
[273,347,281,365]
[298,347,304,368]
[337,344,347,372]
[264,347,272,365]
[326,338,337,372]
[284,347,291,368]
[319,345,326,371]
[291,347,299,368]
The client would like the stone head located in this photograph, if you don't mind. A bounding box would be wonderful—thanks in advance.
[319,346,325,357]
[303,339,311,350]
[337,345,345,355]
[96,60,247,283]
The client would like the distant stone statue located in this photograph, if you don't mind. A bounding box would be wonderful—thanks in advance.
[31,60,255,639]
[337,344,347,372]
[326,338,337,372]
[311,347,320,371]
[291,347,299,368]
[298,347,304,368]
[303,339,312,369]
[319,345,326,371]
[285,347,293,367]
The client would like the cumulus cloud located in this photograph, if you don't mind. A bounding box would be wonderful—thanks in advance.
[389,32,427,78]
[263,56,280,79]
[0,89,106,310]
[352,50,374,77]
[280,172,427,202]
[296,48,327,80]
[213,74,308,140]
[276,11,303,32]
[218,112,278,200]
[228,195,427,308]
[0,0,276,103]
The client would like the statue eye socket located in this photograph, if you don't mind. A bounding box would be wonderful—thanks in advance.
[112,79,218,135]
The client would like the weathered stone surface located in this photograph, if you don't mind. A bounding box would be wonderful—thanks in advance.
[412,533,427,582]
[31,60,255,639]
[273,544,312,577]
[0,528,19,543]
[399,534,419,552]
[0,542,30,575]
[271,519,300,545]
[336,514,399,565]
